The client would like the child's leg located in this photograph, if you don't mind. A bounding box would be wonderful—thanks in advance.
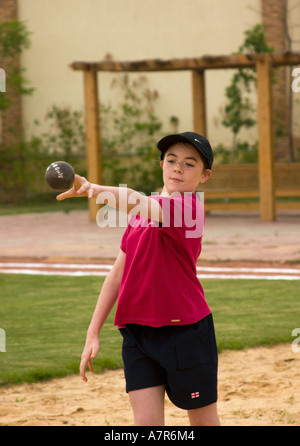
[188,402,220,426]
[128,385,165,426]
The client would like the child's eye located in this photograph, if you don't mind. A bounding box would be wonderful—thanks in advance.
[186,163,195,167]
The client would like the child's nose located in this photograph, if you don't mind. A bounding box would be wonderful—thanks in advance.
[173,162,183,173]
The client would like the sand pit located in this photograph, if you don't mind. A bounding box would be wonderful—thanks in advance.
[0,343,299,426]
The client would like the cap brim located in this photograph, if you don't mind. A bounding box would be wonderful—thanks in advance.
[157,134,192,152]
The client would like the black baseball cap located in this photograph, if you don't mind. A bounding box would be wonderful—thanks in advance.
[157,131,213,168]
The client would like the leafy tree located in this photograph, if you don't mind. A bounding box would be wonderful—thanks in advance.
[0,20,34,202]
[0,19,34,111]
[221,24,274,162]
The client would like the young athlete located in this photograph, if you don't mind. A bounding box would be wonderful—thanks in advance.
[57,131,220,426]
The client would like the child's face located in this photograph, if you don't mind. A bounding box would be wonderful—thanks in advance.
[160,143,212,195]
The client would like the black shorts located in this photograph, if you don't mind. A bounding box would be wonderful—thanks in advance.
[120,313,218,410]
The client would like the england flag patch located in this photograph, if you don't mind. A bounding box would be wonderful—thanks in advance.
[191,392,199,399]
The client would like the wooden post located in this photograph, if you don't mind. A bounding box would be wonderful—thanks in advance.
[192,70,207,136]
[83,67,102,221]
[256,55,276,222]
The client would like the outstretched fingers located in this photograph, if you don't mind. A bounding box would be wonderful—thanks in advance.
[56,174,94,201]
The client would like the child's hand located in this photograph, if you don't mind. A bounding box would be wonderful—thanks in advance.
[80,337,100,382]
[56,174,97,200]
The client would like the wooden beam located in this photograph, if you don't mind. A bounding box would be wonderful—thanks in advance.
[70,55,254,72]
[83,67,102,221]
[192,70,207,136]
[256,55,276,222]
[70,52,300,73]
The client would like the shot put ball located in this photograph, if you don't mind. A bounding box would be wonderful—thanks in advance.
[45,161,75,191]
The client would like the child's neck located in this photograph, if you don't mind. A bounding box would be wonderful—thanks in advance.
[160,186,196,197]
[160,186,170,196]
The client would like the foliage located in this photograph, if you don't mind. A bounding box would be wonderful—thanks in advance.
[0,19,34,111]
[36,106,86,161]
[0,21,175,202]
[1,71,179,202]
[34,73,178,196]
[0,109,87,203]
[236,23,275,54]
[0,23,175,202]
[101,74,178,194]
[221,24,274,163]
[0,20,36,202]
[0,138,40,203]
[0,19,31,56]
[214,141,258,164]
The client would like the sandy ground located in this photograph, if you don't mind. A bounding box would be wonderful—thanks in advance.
[1,209,300,426]
[0,344,299,426]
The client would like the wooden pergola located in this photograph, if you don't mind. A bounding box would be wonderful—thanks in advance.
[70,51,300,222]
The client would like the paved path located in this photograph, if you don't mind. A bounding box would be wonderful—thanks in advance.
[1,260,300,279]
[0,209,300,279]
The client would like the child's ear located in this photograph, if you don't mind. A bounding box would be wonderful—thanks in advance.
[160,160,164,169]
[199,169,212,184]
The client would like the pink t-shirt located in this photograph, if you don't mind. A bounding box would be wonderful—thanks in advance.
[114,193,211,328]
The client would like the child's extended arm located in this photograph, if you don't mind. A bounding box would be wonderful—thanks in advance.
[80,249,125,382]
[56,174,163,223]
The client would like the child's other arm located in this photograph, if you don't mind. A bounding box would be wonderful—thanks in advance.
[80,249,125,382]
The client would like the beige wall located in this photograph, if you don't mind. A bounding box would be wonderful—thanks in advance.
[18,0,291,148]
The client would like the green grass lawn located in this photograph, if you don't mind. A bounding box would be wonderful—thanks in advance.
[0,274,299,386]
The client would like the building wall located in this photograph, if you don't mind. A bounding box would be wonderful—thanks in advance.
[6,0,299,155]
[17,0,263,148]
